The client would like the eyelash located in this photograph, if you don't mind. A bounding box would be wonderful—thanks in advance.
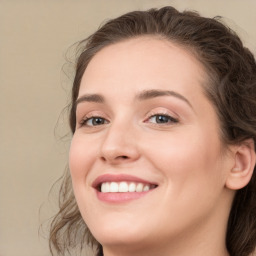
[80,116,109,127]
[79,113,178,128]
[146,113,179,125]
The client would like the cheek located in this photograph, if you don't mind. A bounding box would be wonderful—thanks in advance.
[142,127,223,188]
[146,131,225,218]
[69,134,97,184]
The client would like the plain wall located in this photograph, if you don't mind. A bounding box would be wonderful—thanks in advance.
[1,1,256,256]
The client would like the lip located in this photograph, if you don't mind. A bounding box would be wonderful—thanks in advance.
[92,174,158,203]
[92,173,158,189]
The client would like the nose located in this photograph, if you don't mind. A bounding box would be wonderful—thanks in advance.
[99,121,140,165]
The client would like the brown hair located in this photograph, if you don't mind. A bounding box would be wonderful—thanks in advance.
[49,6,256,256]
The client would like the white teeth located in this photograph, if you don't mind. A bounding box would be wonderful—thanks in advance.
[128,182,136,192]
[136,183,143,192]
[119,182,129,192]
[101,182,106,193]
[105,182,110,192]
[143,185,150,191]
[100,181,154,193]
[110,182,119,192]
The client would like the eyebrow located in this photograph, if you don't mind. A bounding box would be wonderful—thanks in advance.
[76,94,105,106]
[76,89,193,109]
[136,89,193,109]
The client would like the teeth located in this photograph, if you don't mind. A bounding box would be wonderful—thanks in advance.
[100,181,154,193]
[110,182,118,192]
[136,183,143,192]
[101,182,106,193]
[119,182,129,192]
[105,182,110,192]
[128,182,136,192]
[143,185,150,191]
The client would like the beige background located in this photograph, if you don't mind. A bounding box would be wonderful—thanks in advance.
[1,1,256,256]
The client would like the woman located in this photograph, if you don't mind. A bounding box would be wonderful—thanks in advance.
[49,6,256,256]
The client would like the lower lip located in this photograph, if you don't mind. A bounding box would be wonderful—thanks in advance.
[96,190,153,203]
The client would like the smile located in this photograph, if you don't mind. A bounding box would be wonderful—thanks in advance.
[92,174,158,202]
[100,181,157,193]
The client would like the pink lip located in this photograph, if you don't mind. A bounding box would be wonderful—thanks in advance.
[92,174,157,188]
[92,174,158,203]
[96,191,152,203]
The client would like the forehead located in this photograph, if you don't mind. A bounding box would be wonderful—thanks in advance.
[79,37,207,98]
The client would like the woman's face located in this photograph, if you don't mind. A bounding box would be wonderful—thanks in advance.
[69,37,234,253]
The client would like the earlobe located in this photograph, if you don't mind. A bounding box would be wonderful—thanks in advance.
[225,139,256,190]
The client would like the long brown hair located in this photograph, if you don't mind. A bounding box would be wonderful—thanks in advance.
[49,6,256,256]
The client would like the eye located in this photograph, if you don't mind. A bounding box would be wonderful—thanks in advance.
[80,116,109,127]
[147,114,178,124]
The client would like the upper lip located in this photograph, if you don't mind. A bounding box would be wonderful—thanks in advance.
[92,174,158,189]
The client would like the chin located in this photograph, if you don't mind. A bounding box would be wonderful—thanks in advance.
[89,218,149,246]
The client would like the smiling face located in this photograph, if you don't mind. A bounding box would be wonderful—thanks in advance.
[69,37,235,255]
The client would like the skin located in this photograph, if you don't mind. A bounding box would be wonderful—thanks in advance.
[69,37,236,256]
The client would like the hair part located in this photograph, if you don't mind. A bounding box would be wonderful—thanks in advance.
[49,6,256,256]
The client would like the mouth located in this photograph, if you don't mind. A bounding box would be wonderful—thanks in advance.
[92,174,158,202]
[98,181,157,193]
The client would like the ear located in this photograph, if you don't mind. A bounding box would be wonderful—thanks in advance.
[225,139,256,190]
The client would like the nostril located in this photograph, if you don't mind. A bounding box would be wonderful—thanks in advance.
[100,155,129,162]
